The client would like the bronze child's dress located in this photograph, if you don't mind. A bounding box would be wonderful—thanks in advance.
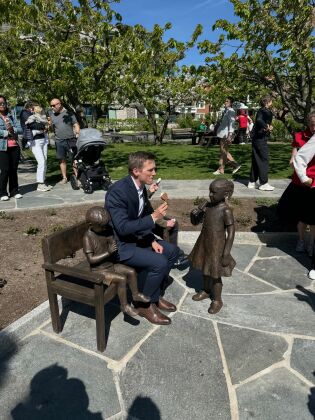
[189,202,236,278]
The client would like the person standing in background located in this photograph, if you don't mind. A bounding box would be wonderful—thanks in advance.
[49,98,80,184]
[248,95,274,191]
[0,96,23,201]
[213,97,241,175]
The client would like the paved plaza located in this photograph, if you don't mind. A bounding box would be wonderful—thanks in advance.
[0,159,314,419]
[1,232,314,420]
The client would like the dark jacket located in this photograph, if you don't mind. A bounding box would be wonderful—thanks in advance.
[252,107,273,139]
[105,175,155,260]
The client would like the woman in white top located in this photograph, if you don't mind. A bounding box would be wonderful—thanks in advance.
[213,97,241,175]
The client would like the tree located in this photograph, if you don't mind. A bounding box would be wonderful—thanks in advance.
[0,0,128,122]
[114,23,204,143]
[198,0,314,130]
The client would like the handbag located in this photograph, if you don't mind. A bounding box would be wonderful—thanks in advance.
[0,138,7,151]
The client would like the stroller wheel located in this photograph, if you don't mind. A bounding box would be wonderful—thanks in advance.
[101,178,112,191]
[70,174,80,190]
[80,173,93,194]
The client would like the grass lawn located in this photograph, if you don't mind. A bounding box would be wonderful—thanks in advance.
[38,142,293,182]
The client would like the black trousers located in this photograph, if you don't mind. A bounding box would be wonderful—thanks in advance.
[0,146,20,197]
[250,137,269,185]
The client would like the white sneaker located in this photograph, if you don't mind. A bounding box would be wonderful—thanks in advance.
[0,195,9,201]
[295,239,305,253]
[248,182,256,189]
[213,170,224,175]
[37,184,52,192]
[308,269,315,280]
[13,193,23,199]
[259,183,274,191]
[232,164,242,174]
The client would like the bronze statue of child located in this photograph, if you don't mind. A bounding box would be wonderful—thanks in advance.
[83,206,150,318]
[189,179,236,314]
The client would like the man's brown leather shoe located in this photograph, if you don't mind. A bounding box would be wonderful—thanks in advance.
[157,297,177,312]
[137,304,171,325]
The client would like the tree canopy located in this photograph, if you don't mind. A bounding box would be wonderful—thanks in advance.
[198,0,314,128]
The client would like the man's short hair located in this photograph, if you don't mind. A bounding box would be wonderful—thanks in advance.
[128,151,156,174]
[260,95,272,107]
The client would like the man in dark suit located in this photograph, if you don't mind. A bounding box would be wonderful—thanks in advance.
[105,151,179,325]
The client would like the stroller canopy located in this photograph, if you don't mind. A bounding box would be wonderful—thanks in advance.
[76,128,106,154]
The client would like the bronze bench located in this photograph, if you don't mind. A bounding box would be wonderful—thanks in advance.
[42,221,118,352]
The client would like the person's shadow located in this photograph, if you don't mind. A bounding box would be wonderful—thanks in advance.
[0,332,18,391]
[127,395,161,420]
[11,364,103,420]
[308,372,315,417]
[294,285,315,312]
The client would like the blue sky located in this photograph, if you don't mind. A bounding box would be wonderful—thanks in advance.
[112,0,238,65]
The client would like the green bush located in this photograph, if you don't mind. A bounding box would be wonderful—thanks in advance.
[177,115,200,130]
[270,120,292,142]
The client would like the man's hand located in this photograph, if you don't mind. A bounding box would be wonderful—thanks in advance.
[152,202,168,221]
[166,219,176,228]
[149,183,159,194]
[152,240,163,254]
[303,178,313,187]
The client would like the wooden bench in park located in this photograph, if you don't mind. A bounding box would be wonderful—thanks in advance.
[42,221,118,352]
[171,128,196,143]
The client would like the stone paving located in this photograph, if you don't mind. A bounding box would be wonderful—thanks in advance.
[0,159,290,211]
[1,233,314,420]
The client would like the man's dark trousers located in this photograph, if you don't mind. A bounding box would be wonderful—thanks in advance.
[250,137,269,185]
[121,240,178,302]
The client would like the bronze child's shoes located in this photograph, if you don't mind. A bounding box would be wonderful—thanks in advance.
[122,304,139,317]
[132,292,150,303]
[192,290,210,301]
[208,300,223,314]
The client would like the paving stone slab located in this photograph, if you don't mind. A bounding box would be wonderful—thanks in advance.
[291,339,315,385]
[175,266,276,295]
[121,312,230,420]
[218,323,287,384]
[229,244,259,271]
[43,302,154,361]
[180,291,315,336]
[258,244,307,259]
[237,367,314,420]
[16,196,64,208]
[0,333,120,419]
[249,257,311,289]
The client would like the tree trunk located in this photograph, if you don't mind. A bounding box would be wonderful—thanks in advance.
[148,113,158,144]
[157,117,169,144]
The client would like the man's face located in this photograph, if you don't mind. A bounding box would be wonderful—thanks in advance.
[50,100,62,114]
[133,159,156,185]
[224,99,231,108]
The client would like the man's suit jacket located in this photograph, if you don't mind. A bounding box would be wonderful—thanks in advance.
[105,175,155,260]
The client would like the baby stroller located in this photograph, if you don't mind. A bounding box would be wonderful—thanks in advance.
[70,128,112,194]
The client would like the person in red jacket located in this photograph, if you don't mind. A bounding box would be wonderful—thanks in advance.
[277,112,315,255]
[235,108,252,144]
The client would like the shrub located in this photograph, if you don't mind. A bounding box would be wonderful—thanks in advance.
[25,226,41,235]
[0,211,14,220]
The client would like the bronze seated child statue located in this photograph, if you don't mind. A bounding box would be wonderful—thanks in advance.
[189,179,236,314]
[83,206,150,318]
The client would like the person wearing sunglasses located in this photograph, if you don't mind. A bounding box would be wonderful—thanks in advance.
[0,95,23,201]
[49,98,80,184]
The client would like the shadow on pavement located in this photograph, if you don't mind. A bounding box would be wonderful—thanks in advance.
[308,372,315,417]
[127,395,161,420]
[11,364,103,420]
[294,286,315,312]
[59,297,139,341]
[0,332,18,390]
